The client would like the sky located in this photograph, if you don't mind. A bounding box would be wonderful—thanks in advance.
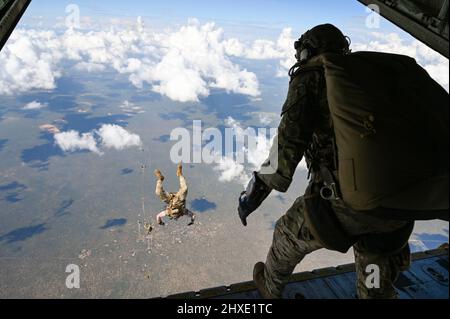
[23,0,404,38]
[28,0,365,25]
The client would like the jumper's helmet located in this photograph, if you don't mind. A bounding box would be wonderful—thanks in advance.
[294,24,351,62]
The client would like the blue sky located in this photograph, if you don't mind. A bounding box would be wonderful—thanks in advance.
[24,0,401,38]
[30,0,359,22]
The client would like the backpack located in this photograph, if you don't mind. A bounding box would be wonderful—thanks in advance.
[303,51,449,217]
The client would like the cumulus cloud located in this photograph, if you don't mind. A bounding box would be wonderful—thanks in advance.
[23,101,47,110]
[74,61,106,72]
[0,30,62,95]
[54,130,100,154]
[97,124,142,150]
[1,20,447,100]
[54,124,141,155]
[213,117,308,186]
[224,27,296,77]
[213,117,268,185]
[257,112,278,126]
[125,19,261,102]
[214,156,247,184]
[352,32,449,91]
[1,19,260,102]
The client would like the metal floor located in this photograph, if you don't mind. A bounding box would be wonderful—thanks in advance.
[167,248,449,299]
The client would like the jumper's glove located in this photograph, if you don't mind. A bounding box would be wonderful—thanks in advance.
[238,172,272,226]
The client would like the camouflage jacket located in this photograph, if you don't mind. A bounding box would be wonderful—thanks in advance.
[166,196,186,219]
[258,67,335,192]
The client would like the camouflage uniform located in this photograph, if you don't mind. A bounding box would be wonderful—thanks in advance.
[258,69,413,299]
[155,173,195,224]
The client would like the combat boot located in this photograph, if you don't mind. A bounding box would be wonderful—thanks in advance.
[154,169,165,181]
[177,162,183,177]
[188,213,196,226]
[253,262,279,299]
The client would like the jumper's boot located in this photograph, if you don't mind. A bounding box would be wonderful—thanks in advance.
[188,213,196,226]
[154,169,165,181]
[253,262,279,299]
[177,162,183,177]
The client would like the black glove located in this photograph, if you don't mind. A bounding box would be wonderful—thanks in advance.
[238,172,272,226]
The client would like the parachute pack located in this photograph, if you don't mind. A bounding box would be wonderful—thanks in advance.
[303,51,449,217]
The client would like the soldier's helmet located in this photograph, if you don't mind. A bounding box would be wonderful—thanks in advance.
[294,24,350,63]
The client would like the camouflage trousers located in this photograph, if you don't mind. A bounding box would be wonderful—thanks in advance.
[264,197,413,299]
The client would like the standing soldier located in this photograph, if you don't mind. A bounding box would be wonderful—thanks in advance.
[154,163,196,226]
[238,24,449,299]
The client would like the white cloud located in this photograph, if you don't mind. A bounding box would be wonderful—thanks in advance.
[224,117,274,171]
[214,117,308,186]
[0,30,62,95]
[223,28,449,89]
[54,130,101,154]
[74,61,106,72]
[23,101,47,110]
[125,19,261,102]
[214,117,269,185]
[2,21,447,101]
[352,32,449,91]
[54,124,141,155]
[224,27,296,77]
[98,124,142,150]
[214,156,247,184]
[257,112,278,125]
[119,100,145,115]
[1,19,261,102]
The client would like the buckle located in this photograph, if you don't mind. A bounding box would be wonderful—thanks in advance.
[320,183,339,201]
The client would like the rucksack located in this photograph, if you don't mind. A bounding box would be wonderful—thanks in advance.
[303,51,449,217]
